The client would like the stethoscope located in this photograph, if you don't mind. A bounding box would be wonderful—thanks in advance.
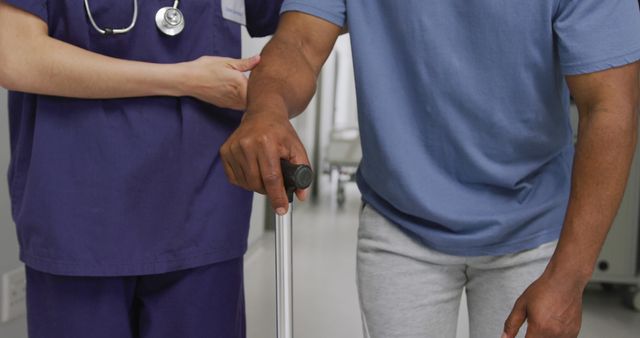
[84,0,185,36]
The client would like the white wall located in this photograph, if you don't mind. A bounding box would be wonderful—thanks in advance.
[331,36,358,130]
[0,89,28,337]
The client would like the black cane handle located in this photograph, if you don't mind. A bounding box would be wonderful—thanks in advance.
[281,160,313,203]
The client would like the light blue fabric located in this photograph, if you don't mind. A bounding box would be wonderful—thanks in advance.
[281,0,640,256]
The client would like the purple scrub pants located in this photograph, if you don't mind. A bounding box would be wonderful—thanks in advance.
[25,258,245,338]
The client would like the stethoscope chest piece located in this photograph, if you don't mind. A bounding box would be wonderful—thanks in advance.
[156,5,185,36]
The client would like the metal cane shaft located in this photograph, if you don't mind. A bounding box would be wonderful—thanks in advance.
[275,160,312,338]
[276,205,294,338]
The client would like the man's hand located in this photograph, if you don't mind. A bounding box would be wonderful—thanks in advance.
[503,271,583,338]
[221,111,310,215]
[504,62,640,338]
[219,12,342,213]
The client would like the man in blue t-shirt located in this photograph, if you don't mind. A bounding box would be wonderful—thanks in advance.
[221,0,640,337]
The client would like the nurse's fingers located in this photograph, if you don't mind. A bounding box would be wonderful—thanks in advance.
[229,55,261,72]
[258,146,288,215]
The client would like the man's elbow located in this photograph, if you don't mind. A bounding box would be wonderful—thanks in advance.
[625,83,640,136]
[615,101,638,135]
[615,102,639,143]
[632,89,640,123]
[627,63,640,127]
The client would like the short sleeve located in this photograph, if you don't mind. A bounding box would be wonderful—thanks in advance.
[3,0,48,23]
[554,0,640,75]
[245,0,284,37]
[280,0,346,28]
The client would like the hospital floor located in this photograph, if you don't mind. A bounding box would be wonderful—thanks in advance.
[244,184,640,338]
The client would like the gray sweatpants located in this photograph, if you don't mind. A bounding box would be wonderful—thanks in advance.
[357,204,557,338]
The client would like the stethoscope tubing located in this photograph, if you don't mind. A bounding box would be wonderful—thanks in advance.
[83,0,183,36]
[84,0,139,35]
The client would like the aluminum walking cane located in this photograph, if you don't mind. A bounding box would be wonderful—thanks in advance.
[276,160,313,338]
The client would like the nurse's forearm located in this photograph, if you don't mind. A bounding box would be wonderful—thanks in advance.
[545,63,640,287]
[0,35,184,99]
[245,12,341,118]
[0,2,258,110]
[0,2,235,102]
[0,2,182,98]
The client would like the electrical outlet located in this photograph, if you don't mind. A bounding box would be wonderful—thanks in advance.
[1,266,26,323]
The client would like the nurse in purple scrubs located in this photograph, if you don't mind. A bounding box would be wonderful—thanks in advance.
[0,0,282,337]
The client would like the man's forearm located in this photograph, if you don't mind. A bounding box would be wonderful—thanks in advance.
[220,12,341,211]
[245,12,341,119]
[245,37,318,119]
[548,105,638,285]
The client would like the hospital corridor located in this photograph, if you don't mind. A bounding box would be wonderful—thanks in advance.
[2,8,640,337]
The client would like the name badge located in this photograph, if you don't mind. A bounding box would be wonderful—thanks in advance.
[221,0,246,26]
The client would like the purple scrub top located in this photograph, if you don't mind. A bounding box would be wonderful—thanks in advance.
[5,0,283,276]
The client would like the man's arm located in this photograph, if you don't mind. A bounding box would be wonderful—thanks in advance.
[0,1,257,109]
[220,12,342,214]
[504,62,640,338]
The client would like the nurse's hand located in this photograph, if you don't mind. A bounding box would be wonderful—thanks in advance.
[181,55,261,110]
[220,110,310,215]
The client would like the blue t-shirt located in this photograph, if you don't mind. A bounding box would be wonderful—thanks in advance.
[5,0,282,276]
[282,0,640,256]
